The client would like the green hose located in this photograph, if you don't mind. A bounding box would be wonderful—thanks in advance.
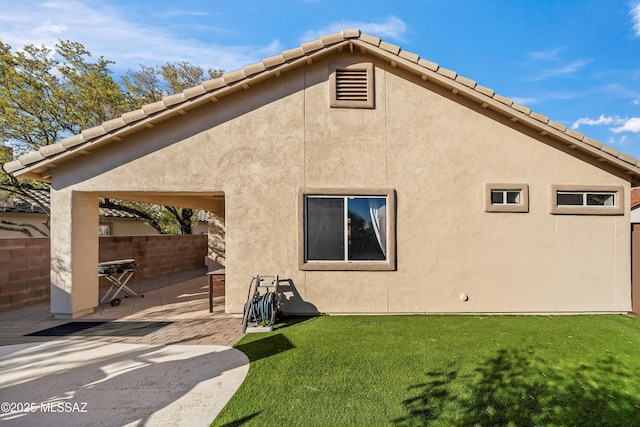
[251,292,276,326]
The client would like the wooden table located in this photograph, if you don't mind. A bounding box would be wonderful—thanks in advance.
[206,269,225,313]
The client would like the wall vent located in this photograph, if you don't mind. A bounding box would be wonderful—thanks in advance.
[335,69,369,101]
[330,63,374,109]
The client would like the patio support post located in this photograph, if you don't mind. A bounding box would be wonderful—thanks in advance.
[50,189,99,318]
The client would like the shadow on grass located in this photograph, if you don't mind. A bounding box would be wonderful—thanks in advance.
[216,412,261,427]
[233,317,318,364]
[273,315,320,331]
[395,348,640,426]
[234,333,295,363]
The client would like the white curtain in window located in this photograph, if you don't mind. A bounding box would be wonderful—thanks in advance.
[369,199,387,257]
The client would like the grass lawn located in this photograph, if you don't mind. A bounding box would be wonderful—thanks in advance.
[212,315,640,426]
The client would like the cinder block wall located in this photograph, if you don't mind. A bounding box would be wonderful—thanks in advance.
[98,235,207,280]
[0,235,207,311]
[0,238,50,311]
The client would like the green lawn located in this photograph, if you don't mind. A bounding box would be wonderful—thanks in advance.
[212,315,640,426]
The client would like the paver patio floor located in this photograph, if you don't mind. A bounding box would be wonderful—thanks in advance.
[0,267,244,347]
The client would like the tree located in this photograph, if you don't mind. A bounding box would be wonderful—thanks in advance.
[0,39,223,235]
[122,61,224,109]
[0,40,127,153]
[120,61,224,232]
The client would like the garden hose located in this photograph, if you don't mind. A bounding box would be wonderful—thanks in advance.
[251,292,276,326]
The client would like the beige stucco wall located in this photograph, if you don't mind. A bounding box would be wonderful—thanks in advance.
[48,52,632,316]
[0,212,49,238]
[0,212,155,238]
[102,218,157,236]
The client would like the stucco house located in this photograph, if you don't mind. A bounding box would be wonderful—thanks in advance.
[4,29,639,318]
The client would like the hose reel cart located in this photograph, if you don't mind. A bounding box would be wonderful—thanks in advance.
[242,275,282,333]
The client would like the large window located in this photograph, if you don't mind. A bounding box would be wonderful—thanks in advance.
[299,189,395,271]
[549,185,624,215]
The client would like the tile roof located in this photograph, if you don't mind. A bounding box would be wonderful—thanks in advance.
[4,28,640,184]
[0,189,140,218]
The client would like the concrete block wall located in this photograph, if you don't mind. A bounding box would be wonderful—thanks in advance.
[1,235,207,311]
[98,235,208,281]
[0,238,50,310]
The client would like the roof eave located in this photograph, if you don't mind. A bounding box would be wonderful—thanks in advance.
[11,39,357,182]
[8,30,640,186]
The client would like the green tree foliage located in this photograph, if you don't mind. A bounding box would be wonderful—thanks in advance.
[0,38,223,235]
[0,40,127,153]
[122,61,223,109]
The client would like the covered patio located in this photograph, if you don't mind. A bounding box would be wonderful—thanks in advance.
[0,267,242,347]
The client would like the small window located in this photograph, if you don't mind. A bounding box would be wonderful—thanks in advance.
[550,185,623,215]
[329,63,374,109]
[491,190,521,205]
[485,183,528,213]
[299,189,395,271]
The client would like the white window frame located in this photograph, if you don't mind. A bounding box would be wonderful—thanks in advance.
[484,183,529,213]
[298,188,396,271]
[549,185,624,215]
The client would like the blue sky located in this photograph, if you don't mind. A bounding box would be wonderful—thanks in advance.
[1,0,639,158]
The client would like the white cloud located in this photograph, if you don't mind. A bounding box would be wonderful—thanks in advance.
[572,115,640,135]
[528,47,564,61]
[608,134,631,146]
[631,2,640,37]
[301,16,407,43]
[571,115,623,128]
[611,117,640,133]
[0,0,279,72]
[526,59,592,81]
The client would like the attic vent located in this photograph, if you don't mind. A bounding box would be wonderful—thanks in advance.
[330,63,374,109]
[335,69,369,101]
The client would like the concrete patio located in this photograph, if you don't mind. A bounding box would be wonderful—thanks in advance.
[0,268,248,427]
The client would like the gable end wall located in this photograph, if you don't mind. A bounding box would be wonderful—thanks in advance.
[51,52,632,314]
